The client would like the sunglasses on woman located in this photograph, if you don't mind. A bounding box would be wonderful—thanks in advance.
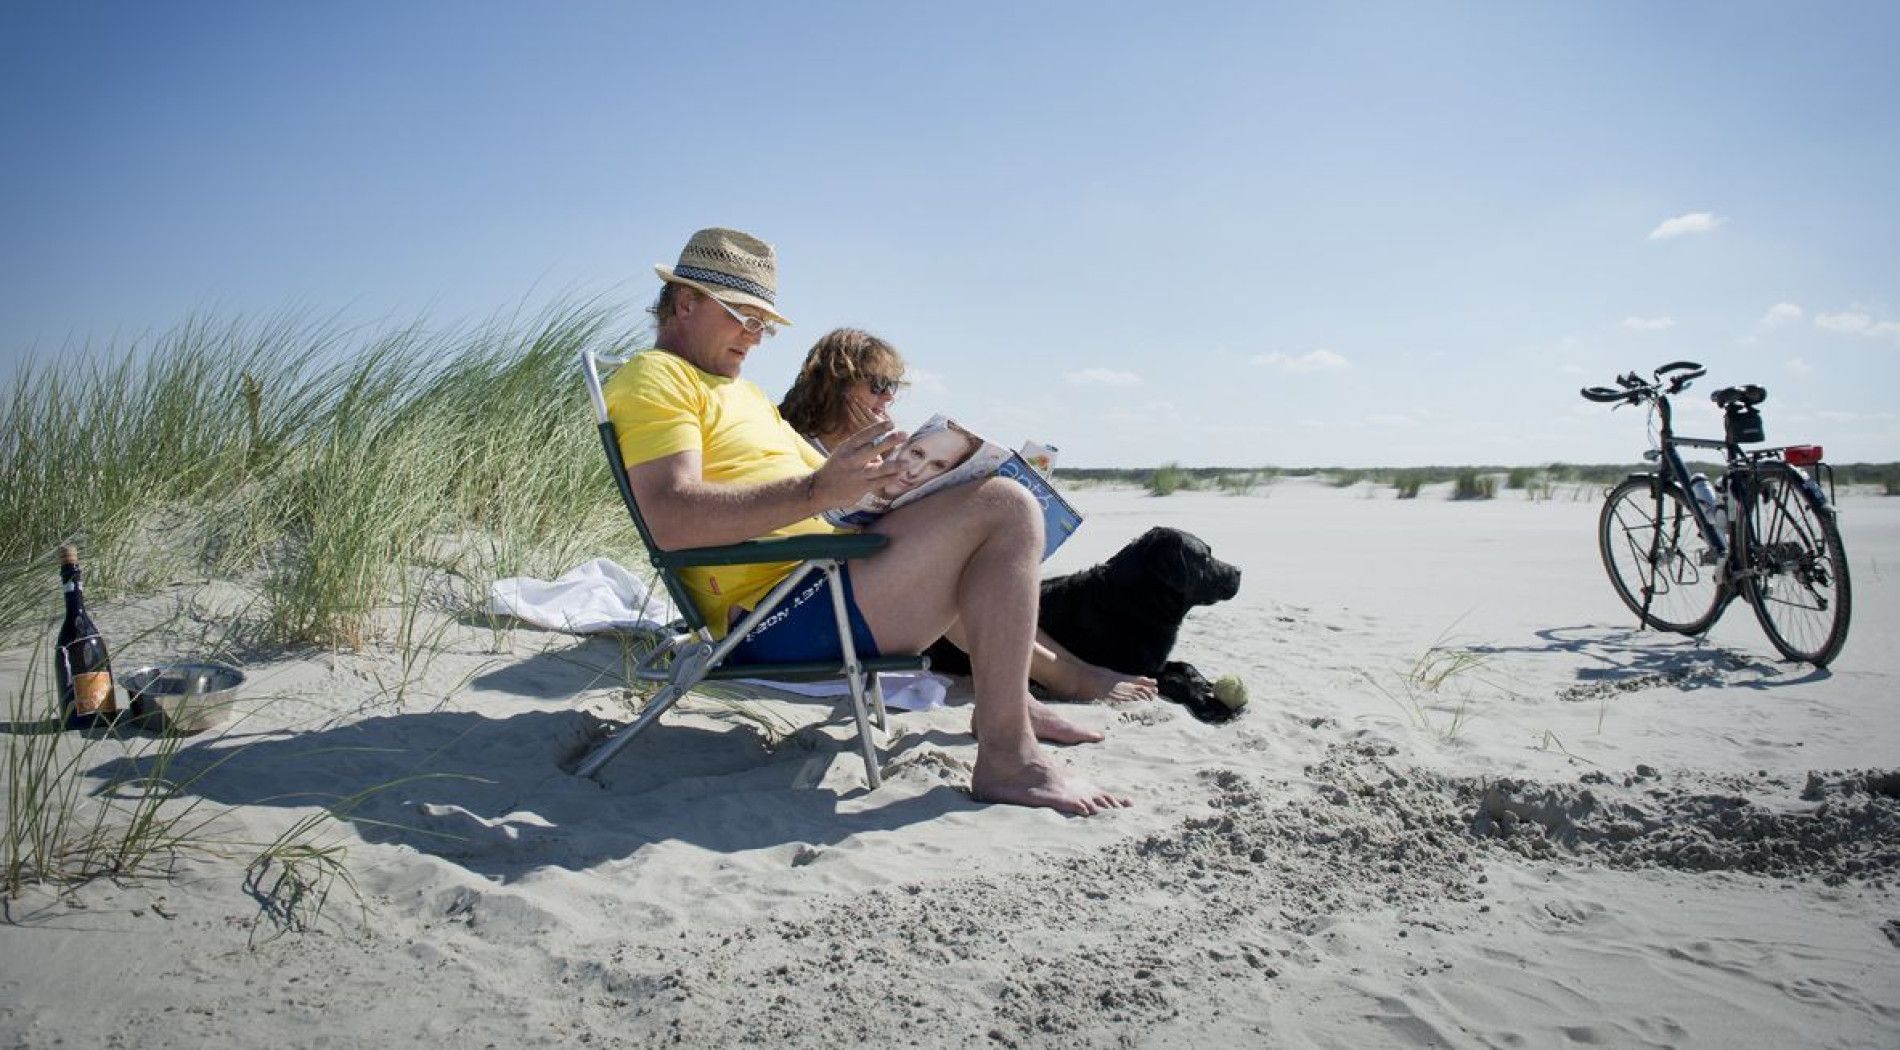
[866,375,908,397]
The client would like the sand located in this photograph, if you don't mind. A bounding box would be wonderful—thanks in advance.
[2,477,1896,1048]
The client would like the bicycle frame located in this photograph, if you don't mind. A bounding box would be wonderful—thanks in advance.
[1639,390,1735,560]
[1638,390,1839,595]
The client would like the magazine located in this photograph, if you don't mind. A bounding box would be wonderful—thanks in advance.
[822,414,1083,560]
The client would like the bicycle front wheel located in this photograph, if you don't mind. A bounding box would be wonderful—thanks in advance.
[1742,462,1852,666]
[1598,477,1726,634]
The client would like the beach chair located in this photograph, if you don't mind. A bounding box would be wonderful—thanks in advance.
[573,349,926,787]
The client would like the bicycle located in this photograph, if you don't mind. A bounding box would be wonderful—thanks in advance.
[1581,361,1852,667]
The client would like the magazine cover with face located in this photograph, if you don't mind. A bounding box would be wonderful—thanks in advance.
[822,414,1082,559]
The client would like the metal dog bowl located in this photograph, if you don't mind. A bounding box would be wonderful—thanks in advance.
[123,661,243,734]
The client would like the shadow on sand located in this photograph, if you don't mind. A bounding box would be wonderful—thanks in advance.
[85,697,976,884]
[1466,623,1831,697]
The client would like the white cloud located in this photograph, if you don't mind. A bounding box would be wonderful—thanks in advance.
[1252,348,1350,373]
[1647,211,1727,240]
[1814,310,1900,339]
[1617,316,1676,332]
[1064,367,1142,387]
[1787,356,1813,376]
[1761,302,1803,326]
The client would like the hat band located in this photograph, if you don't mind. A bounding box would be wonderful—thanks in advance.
[673,264,774,304]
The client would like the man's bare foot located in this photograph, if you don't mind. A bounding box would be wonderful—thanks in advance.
[1035,656,1158,703]
[1029,699,1105,744]
[971,754,1131,816]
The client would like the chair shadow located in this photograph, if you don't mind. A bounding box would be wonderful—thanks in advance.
[85,703,976,885]
[466,633,632,700]
[1464,623,1831,697]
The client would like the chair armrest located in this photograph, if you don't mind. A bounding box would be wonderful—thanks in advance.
[652,531,889,568]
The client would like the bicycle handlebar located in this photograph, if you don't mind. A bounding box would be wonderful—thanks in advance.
[1579,360,1706,405]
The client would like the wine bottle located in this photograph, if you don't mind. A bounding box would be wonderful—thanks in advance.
[55,544,119,729]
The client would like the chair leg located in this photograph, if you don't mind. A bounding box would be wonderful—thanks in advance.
[825,563,882,789]
[575,641,715,780]
[573,682,690,779]
[842,670,881,789]
[869,675,890,731]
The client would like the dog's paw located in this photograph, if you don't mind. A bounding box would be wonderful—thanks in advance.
[1158,660,1240,724]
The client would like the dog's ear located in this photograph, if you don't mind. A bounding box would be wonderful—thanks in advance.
[1138,532,1205,602]
[1104,527,1166,581]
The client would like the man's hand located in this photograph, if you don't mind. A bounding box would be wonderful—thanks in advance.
[810,421,906,510]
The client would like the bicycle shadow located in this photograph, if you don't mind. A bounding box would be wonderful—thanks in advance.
[1464,623,1830,699]
[83,702,974,885]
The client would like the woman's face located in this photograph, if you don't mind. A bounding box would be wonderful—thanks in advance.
[882,428,974,496]
[844,372,902,430]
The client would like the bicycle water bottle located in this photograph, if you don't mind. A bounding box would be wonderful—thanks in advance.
[1688,473,1727,532]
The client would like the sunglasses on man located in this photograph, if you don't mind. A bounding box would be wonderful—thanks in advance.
[706,294,779,338]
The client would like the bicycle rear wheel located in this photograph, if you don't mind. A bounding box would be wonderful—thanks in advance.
[1598,477,1726,634]
[1742,462,1851,666]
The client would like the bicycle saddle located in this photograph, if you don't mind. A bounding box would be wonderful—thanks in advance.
[1711,384,1767,409]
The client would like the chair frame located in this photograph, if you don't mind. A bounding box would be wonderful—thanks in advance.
[573,349,925,787]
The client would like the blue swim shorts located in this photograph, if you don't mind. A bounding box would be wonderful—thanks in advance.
[726,565,881,665]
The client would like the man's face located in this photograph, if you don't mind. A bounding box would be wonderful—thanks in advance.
[670,289,771,378]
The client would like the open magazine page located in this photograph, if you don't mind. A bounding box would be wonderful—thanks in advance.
[822,414,1083,559]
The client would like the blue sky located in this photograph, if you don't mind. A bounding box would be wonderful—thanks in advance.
[4,2,1896,467]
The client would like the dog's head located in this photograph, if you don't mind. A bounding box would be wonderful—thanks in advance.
[1108,527,1241,608]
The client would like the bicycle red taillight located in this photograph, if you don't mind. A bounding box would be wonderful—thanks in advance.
[1784,445,1824,466]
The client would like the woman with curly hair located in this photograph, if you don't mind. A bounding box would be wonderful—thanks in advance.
[778,328,909,455]
[780,328,1158,705]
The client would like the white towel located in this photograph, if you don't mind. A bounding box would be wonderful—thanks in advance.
[486,558,678,634]
[736,672,951,712]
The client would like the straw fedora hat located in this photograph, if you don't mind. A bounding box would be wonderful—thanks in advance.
[654,227,791,326]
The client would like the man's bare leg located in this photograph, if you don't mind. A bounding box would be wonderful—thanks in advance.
[939,626,1125,741]
[852,479,1129,815]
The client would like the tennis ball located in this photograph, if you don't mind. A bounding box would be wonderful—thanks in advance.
[1213,674,1249,711]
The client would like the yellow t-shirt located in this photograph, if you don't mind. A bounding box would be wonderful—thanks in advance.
[603,350,836,635]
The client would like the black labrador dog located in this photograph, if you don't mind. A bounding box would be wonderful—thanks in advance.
[925,526,1243,721]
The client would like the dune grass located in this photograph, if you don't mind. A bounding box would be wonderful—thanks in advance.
[1362,630,1513,743]
[2,301,649,914]
[1147,463,1191,496]
[1451,470,1498,501]
[4,643,238,897]
[1,302,644,649]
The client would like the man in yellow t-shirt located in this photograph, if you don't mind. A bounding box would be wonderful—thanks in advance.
[604,348,838,635]
[611,227,1129,817]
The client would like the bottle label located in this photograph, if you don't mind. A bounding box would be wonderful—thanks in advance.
[71,671,116,716]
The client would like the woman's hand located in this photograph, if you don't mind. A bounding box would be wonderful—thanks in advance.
[838,398,889,436]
